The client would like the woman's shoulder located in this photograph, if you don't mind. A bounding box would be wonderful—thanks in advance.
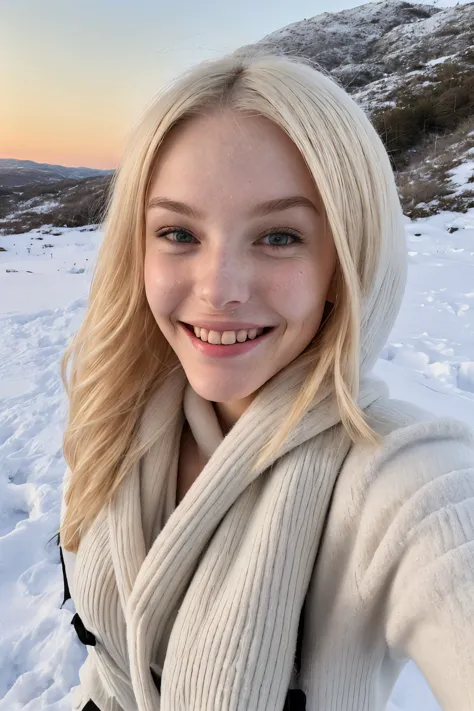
[334,396,474,617]
[362,393,474,464]
[337,395,474,514]
[364,393,473,439]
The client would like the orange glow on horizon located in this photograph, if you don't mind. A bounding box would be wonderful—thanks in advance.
[1,81,126,170]
[0,147,118,171]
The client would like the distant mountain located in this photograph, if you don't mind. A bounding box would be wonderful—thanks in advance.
[0,158,113,189]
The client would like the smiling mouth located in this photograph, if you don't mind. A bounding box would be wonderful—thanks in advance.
[180,322,274,345]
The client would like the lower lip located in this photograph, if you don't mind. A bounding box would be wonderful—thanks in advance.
[179,323,275,358]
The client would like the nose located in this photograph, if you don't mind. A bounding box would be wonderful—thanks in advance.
[195,243,252,313]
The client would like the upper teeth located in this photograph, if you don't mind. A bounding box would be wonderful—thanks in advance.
[193,326,264,344]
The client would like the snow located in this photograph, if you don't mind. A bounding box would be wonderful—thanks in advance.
[1,209,474,709]
[425,53,455,66]
[448,159,474,192]
[390,3,462,40]
[19,200,61,215]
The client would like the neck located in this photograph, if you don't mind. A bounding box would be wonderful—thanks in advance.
[212,395,255,435]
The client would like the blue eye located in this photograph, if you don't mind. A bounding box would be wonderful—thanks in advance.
[262,232,301,248]
[156,228,197,244]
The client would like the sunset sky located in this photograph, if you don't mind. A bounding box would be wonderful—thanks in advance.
[1,0,463,170]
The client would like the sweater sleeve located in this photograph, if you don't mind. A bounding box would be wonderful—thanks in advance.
[355,417,474,711]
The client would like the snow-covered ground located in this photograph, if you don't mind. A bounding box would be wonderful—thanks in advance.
[1,208,474,710]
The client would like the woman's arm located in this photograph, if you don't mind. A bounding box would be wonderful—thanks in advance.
[356,418,474,710]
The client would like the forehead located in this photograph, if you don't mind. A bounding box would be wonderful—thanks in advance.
[147,110,319,205]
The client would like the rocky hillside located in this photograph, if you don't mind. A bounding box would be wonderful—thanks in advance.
[241,1,471,88]
[0,172,112,236]
[238,0,474,218]
[0,159,113,235]
[1,0,473,235]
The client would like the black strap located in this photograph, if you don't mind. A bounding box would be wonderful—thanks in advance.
[57,531,97,646]
[82,700,101,710]
[294,597,305,677]
[282,600,307,710]
[150,665,162,693]
[58,536,71,607]
[283,689,307,710]
[71,612,97,646]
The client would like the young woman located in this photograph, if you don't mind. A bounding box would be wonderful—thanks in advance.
[56,50,474,711]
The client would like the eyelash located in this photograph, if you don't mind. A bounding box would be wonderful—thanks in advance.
[154,227,303,250]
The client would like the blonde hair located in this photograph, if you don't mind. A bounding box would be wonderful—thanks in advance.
[59,49,405,552]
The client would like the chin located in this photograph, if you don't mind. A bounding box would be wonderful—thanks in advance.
[185,372,261,404]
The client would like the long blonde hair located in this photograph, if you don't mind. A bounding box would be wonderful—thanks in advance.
[59,49,405,552]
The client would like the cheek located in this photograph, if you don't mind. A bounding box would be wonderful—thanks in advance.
[144,254,184,319]
[264,262,332,327]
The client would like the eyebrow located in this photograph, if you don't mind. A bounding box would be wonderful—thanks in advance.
[146,195,319,218]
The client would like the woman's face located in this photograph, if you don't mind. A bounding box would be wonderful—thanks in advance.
[144,109,337,410]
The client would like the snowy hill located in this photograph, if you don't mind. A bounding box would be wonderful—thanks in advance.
[238,0,474,218]
[247,0,473,88]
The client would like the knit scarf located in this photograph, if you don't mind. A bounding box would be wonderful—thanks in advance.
[72,356,389,711]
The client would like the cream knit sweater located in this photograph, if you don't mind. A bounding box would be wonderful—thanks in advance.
[61,373,474,711]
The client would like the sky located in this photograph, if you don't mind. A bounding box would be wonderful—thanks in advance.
[0,0,467,170]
